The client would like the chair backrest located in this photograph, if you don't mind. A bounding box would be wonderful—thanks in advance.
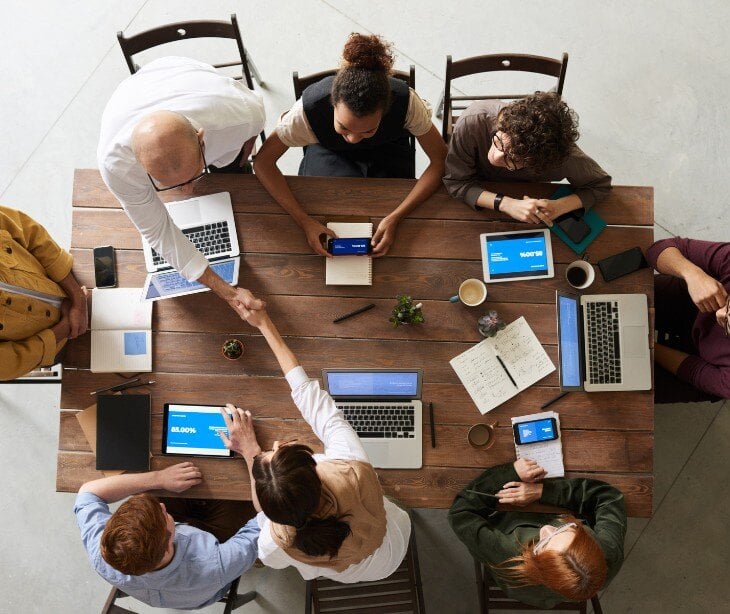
[305,521,425,614]
[291,66,417,176]
[117,14,254,89]
[441,52,568,142]
[473,559,602,614]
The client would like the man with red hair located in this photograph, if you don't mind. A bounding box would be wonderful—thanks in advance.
[75,462,259,609]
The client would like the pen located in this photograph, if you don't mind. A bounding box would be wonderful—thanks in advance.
[333,303,376,324]
[541,391,569,409]
[429,401,436,448]
[496,355,517,387]
[91,377,140,396]
[118,380,156,393]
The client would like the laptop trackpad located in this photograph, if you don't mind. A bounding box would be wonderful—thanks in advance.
[169,200,202,227]
[623,327,648,356]
[364,443,390,469]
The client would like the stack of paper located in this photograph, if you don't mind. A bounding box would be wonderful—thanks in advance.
[90,288,152,373]
[449,317,555,414]
[512,411,565,478]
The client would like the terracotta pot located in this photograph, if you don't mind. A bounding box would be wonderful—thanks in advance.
[221,339,244,360]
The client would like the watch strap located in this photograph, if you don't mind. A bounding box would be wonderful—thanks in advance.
[493,193,505,212]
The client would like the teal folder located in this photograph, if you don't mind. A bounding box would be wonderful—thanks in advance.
[548,185,606,256]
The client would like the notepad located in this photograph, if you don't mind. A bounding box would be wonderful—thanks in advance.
[325,222,373,286]
[512,410,565,478]
[90,288,153,373]
[96,394,151,471]
[449,317,555,414]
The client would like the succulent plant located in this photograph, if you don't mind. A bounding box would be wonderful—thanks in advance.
[478,311,506,338]
[389,295,425,328]
[222,339,244,359]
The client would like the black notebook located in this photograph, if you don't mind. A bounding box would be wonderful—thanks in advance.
[96,394,151,471]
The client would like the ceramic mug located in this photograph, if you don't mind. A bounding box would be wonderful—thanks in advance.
[450,278,488,306]
[468,423,497,449]
[565,260,595,290]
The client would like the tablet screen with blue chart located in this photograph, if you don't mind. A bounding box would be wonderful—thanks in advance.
[482,230,553,281]
[162,404,233,457]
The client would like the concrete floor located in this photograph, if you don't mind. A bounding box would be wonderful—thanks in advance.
[1,1,729,612]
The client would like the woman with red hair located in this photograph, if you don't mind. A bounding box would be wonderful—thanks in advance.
[449,459,626,607]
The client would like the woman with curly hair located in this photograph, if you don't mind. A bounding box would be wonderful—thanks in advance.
[443,93,612,225]
[449,459,626,608]
[254,33,447,257]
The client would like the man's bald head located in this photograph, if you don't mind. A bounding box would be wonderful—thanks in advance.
[132,111,203,188]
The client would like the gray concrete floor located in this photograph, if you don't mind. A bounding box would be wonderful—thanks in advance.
[1,1,729,612]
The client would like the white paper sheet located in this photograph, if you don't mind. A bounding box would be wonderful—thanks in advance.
[325,223,373,286]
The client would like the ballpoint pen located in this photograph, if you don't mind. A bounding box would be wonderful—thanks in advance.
[90,377,140,396]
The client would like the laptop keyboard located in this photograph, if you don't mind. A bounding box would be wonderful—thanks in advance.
[585,300,622,385]
[151,221,232,268]
[337,404,416,439]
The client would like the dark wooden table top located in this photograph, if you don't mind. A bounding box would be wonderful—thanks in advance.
[58,170,654,517]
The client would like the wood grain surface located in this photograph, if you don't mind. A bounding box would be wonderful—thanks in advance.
[59,171,655,517]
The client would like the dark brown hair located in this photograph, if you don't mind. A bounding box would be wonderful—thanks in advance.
[252,443,351,557]
[497,92,580,172]
[331,33,395,117]
[494,517,607,601]
[100,493,170,575]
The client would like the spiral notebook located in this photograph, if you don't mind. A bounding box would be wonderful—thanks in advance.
[325,222,373,286]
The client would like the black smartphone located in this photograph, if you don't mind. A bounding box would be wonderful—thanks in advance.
[326,237,372,255]
[598,247,648,282]
[93,245,117,288]
[513,417,559,445]
[555,212,591,244]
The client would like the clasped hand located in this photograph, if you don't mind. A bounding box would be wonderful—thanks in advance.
[495,459,547,506]
[686,269,728,312]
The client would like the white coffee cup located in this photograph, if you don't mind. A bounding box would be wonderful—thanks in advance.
[565,260,595,290]
[452,278,488,306]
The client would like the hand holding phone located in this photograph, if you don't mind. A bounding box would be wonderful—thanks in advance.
[93,245,117,288]
[326,237,372,256]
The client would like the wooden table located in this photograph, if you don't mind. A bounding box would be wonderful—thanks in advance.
[58,171,654,517]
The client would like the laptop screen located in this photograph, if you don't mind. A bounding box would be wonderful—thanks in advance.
[557,294,582,388]
[326,371,419,398]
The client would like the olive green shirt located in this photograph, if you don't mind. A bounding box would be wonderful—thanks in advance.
[448,463,626,608]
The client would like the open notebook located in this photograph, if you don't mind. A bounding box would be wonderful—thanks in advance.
[90,288,152,373]
[325,222,373,286]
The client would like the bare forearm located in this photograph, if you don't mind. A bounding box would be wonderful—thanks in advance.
[198,266,235,302]
[79,471,162,503]
[555,194,583,214]
[655,247,703,280]
[654,342,689,375]
[244,462,262,512]
[57,272,85,301]
[258,316,299,375]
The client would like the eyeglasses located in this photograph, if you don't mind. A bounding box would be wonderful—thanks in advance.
[532,522,577,555]
[723,295,730,337]
[491,131,521,171]
[147,141,210,192]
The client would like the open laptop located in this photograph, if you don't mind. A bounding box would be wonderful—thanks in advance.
[141,192,240,301]
[322,369,423,469]
[556,291,651,392]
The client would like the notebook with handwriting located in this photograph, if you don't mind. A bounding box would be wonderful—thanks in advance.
[325,222,373,286]
[512,410,564,478]
[91,288,152,373]
[449,317,555,414]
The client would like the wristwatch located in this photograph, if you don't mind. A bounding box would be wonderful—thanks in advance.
[493,193,505,212]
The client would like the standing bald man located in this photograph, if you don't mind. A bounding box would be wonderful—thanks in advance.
[97,56,266,313]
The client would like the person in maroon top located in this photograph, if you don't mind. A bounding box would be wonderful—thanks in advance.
[646,238,730,402]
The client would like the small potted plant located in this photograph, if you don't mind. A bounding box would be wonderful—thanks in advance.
[478,310,506,338]
[389,295,425,328]
[221,338,244,360]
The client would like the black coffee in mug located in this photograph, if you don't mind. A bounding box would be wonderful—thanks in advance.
[567,266,588,287]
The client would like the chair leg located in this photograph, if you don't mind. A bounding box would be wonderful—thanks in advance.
[245,51,264,86]
[473,559,487,614]
[435,90,445,119]
[591,595,603,614]
[304,580,313,614]
[407,520,426,614]
[228,591,257,611]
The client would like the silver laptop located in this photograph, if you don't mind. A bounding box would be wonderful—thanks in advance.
[142,192,239,272]
[322,369,423,469]
[141,192,240,301]
[556,291,651,392]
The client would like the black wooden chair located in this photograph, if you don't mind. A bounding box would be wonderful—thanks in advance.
[304,521,425,614]
[474,559,602,613]
[116,13,265,145]
[438,52,569,142]
[292,65,417,174]
[100,577,256,614]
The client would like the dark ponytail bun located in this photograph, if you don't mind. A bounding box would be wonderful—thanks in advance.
[294,516,352,558]
[332,33,395,117]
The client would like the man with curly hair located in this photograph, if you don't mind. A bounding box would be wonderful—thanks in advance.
[443,93,611,224]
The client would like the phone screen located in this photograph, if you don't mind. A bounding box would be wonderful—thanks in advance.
[327,237,371,255]
[93,246,117,288]
[598,247,648,282]
[513,418,558,445]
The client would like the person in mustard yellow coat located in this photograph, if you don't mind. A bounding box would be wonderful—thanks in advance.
[0,205,88,380]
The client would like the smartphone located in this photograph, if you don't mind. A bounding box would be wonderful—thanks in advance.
[597,247,648,282]
[513,417,559,446]
[93,245,117,288]
[555,212,591,244]
[326,237,372,255]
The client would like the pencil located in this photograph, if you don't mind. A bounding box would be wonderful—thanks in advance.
[333,303,376,323]
[496,355,518,387]
[541,391,569,409]
[429,401,436,448]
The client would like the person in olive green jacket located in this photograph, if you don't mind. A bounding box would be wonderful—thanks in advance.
[0,206,88,380]
[449,459,626,608]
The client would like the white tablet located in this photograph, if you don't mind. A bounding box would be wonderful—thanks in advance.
[162,403,233,457]
[480,229,554,283]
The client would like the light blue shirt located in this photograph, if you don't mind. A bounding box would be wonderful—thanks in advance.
[74,492,259,609]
